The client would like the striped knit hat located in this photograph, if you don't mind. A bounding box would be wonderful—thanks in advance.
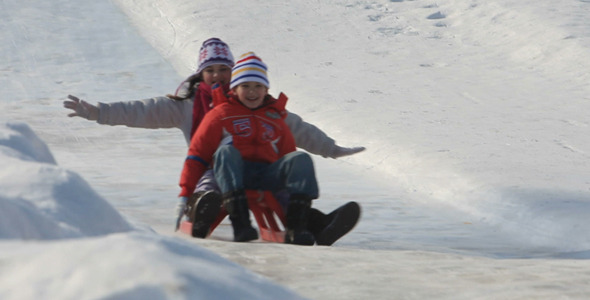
[196,38,234,74]
[230,52,269,89]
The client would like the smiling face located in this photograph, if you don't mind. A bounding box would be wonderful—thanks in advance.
[233,81,269,109]
[200,64,232,87]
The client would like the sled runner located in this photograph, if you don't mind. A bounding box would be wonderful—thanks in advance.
[179,190,286,243]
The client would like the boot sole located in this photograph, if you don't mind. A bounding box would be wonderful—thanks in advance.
[234,226,259,242]
[316,202,361,246]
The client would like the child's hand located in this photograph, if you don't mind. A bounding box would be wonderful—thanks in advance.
[63,95,99,120]
[331,146,366,158]
[174,196,189,231]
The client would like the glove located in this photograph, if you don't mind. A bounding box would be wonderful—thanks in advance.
[63,95,99,120]
[330,146,366,158]
[174,196,189,231]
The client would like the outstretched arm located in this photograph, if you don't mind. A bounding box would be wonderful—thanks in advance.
[63,94,191,129]
[285,111,365,159]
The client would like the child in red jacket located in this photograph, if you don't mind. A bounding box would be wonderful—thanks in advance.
[179,52,319,245]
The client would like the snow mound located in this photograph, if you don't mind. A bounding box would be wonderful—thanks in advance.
[0,122,131,239]
[0,232,305,300]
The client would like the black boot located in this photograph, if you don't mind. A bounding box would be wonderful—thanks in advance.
[190,191,222,238]
[186,191,204,223]
[308,202,361,246]
[223,190,258,242]
[307,208,329,238]
[284,195,315,246]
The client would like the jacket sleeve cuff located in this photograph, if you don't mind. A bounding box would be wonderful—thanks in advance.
[96,102,108,124]
[179,186,192,198]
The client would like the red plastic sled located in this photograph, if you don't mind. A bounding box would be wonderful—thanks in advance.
[179,190,286,243]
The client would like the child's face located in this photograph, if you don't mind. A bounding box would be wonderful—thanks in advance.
[201,64,232,86]
[233,81,268,109]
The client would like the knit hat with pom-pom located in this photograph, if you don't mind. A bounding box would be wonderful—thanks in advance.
[230,52,269,89]
[196,38,234,74]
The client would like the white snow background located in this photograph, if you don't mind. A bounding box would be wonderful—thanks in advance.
[2,0,590,299]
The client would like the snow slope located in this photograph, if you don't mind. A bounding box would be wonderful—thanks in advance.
[3,0,590,299]
[116,0,590,254]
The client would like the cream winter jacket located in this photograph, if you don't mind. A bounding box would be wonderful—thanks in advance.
[96,96,341,158]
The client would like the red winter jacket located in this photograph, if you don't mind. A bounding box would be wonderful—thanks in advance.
[178,86,296,197]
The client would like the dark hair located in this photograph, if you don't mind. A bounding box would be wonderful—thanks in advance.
[166,73,202,100]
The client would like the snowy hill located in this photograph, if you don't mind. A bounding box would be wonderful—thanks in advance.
[3,0,590,299]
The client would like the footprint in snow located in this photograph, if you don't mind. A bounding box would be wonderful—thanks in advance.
[427,11,446,20]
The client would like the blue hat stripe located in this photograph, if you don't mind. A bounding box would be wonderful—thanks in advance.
[234,61,267,71]
[231,74,270,86]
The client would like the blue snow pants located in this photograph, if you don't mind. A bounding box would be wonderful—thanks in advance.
[211,145,319,202]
